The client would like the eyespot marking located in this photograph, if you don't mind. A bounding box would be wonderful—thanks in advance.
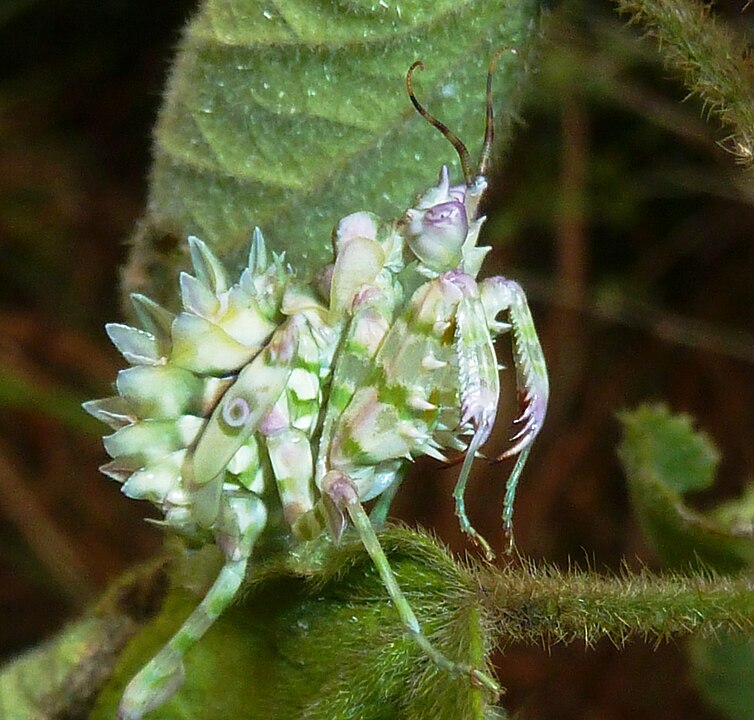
[222,397,251,428]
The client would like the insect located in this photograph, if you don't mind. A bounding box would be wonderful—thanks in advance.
[85,51,548,720]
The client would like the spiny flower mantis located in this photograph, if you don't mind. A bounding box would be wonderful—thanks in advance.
[85,51,549,719]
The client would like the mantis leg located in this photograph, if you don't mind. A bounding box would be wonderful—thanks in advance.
[323,472,500,699]
[118,494,267,720]
[500,445,531,552]
[368,465,406,528]
[452,293,500,560]
[187,316,299,527]
[118,559,247,720]
[480,276,549,550]
[452,429,494,560]
[267,426,316,527]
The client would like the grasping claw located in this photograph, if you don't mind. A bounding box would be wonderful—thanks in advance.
[499,386,548,460]
[480,276,549,549]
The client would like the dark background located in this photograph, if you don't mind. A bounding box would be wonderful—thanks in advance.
[1,1,753,718]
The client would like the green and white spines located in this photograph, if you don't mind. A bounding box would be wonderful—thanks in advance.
[87,54,550,719]
[84,230,290,542]
[172,231,287,375]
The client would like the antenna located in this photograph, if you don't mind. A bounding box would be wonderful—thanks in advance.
[406,60,473,185]
[477,47,508,179]
[406,50,510,185]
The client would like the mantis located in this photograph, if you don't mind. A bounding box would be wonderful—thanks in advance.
[85,51,549,719]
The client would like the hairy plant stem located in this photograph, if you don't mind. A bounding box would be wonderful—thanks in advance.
[614,0,754,165]
[478,562,754,647]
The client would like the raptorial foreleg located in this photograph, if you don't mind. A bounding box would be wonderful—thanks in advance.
[186,316,301,526]
[452,287,500,560]
[480,276,549,548]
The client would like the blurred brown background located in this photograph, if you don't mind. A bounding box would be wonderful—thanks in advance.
[1,1,752,718]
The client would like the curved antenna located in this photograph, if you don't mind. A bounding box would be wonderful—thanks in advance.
[406,60,473,186]
[477,47,508,179]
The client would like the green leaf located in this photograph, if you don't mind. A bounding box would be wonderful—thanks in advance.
[125,0,542,306]
[0,617,107,719]
[620,405,754,718]
[620,402,719,495]
[0,560,167,719]
[618,403,754,573]
[689,633,754,720]
[90,529,500,720]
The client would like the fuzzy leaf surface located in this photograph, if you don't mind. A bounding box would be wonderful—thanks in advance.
[618,404,754,573]
[0,560,167,719]
[0,618,109,719]
[620,404,754,719]
[689,633,754,720]
[125,0,542,305]
[90,529,499,720]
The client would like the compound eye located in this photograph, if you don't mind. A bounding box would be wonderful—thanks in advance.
[409,200,469,272]
[424,200,468,235]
